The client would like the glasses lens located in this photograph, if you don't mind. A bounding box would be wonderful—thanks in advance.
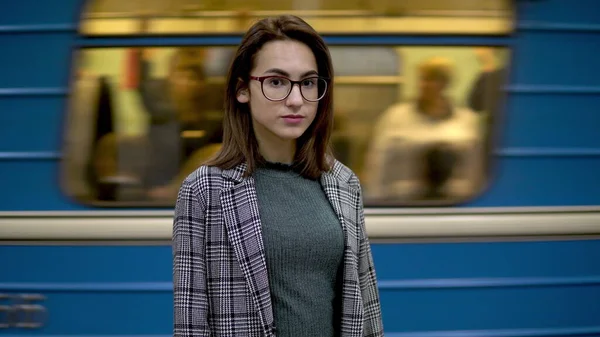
[261,76,328,101]
[262,77,292,100]
[300,77,327,101]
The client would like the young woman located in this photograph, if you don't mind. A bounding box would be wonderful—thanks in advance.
[173,15,384,337]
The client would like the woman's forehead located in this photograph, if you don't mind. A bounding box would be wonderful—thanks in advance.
[253,40,317,74]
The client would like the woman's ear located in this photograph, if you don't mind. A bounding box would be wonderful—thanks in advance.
[237,88,249,103]
[236,78,250,103]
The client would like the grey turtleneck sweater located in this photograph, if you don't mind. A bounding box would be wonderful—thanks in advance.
[253,162,345,337]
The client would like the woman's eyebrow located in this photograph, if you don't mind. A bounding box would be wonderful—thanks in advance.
[264,68,319,77]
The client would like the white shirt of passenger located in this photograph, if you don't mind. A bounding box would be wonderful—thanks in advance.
[365,102,484,200]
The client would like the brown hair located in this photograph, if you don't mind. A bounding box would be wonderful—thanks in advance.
[204,15,335,179]
[418,56,454,87]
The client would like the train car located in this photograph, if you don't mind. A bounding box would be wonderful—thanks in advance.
[1,0,600,336]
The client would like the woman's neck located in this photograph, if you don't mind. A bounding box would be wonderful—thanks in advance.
[258,139,295,164]
[253,131,295,165]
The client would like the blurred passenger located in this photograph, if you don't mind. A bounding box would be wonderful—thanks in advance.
[468,47,506,117]
[365,57,482,201]
[88,48,226,203]
[62,53,116,201]
[135,48,225,201]
[331,110,352,166]
[467,47,507,174]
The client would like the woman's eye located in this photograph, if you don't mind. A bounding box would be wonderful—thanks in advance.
[302,79,316,87]
[268,78,282,86]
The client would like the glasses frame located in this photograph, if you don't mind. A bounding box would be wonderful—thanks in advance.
[249,75,329,102]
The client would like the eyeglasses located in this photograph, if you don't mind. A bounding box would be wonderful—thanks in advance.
[249,75,329,102]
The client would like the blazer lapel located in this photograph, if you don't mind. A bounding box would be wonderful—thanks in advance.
[220,166,275,336]
[320,163,365,337]
[320,170,349,238]
[320,163,361,251]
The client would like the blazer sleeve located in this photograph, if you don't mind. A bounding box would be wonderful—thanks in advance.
[173,175,210,337]
[356,183,385,337]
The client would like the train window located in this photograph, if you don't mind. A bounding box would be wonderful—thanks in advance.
[61,45,508,207]
[80,0,513,35]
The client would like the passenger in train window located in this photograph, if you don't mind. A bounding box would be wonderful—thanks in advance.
[467,47,507,174]
[62,51,119,202]
[468,47,507,117]
[136,48,225,201]
[173,15,383,337]
[364,56,483,202]
[83,47,228,203]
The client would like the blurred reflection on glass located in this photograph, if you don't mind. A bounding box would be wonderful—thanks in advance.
[61,46,507,207]
[468,47,507,174]
[364,53,494,205]
[62,52,116,202]
[62,47,230,205]
[81,0,513,35]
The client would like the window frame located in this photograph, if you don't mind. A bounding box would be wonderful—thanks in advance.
[64,1,515,208]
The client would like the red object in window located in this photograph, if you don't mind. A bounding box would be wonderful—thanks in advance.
[121,48,141,89]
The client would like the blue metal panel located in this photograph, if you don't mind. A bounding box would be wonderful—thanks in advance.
[517,0,600,25]
[1,241,600,335]
[371,240,600,280]
[0,161,85,211]
[469,157,600,207]
[0,285,596,334]
[503,94,600,148]
[512,32,600,87]
[3,241,600,283]
[379,285,600,332]
[1,246,171,282]
[0,96,65,152]
[0,33,74,88]
[1,292,172,335]
[0,0,82,25]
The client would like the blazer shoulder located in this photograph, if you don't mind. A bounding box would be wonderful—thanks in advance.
[180,165,225,202]
[331,160,362,190]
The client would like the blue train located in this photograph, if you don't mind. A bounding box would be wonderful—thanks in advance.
[1,0,600,336]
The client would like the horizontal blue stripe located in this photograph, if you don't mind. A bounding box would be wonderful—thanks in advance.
[3,276,599,292]
[506,85,600,94]
[3,84,595,98]
[0,87,67,96]
[17,21,596,37]
[0,24,76,33]
[3,327,600,337]
[496,148,600,158]
[4,21,597,36]
[387,326,600,337]
[0,282,173,292]
[2,149,596,161]
[76,35,513,47]
[517,21,600,32]
[0,152,61,160]
[2,334,173,337]
[378,276,600,289]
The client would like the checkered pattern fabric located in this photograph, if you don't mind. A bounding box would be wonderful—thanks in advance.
[173,160,384,337]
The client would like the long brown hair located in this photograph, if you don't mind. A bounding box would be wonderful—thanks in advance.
[205,15,335,179]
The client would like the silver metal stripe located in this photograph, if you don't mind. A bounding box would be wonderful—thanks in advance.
[1,211,599,240]
[1,206,600,217]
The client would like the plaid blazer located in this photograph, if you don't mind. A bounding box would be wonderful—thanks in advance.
[173,160,384,337]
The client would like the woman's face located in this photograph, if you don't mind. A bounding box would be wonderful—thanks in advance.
[237,39,319,146]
